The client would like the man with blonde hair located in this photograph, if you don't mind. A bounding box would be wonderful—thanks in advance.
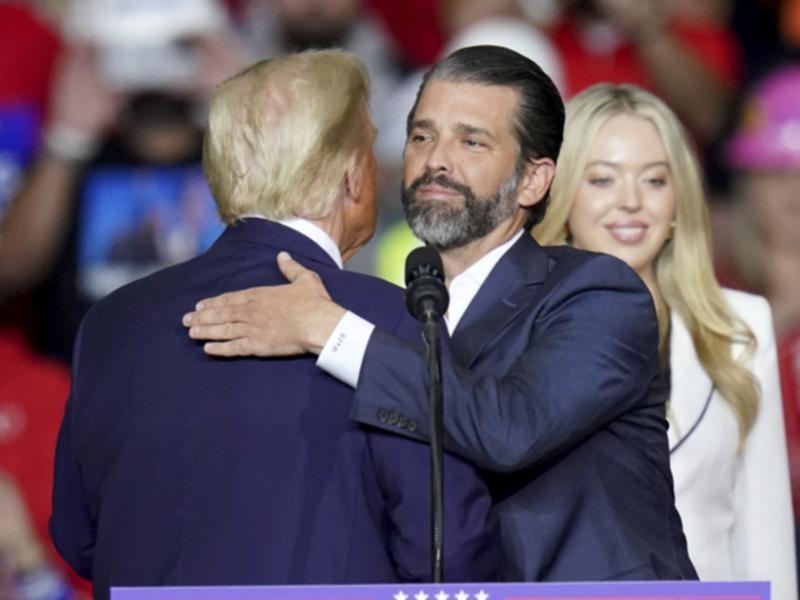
[50,50,497,600]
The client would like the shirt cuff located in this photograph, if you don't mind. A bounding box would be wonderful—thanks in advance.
[316,311,375,388]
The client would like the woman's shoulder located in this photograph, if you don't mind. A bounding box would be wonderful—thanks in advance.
[719,287,769,311]
[719,288,777,356]
[720,288,772,326]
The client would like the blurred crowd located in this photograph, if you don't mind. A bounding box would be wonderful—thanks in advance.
[1,0,799,598]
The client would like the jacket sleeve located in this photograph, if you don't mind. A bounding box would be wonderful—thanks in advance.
[49,323,95,581]
[731,297,798,600]
[351,253,662,473]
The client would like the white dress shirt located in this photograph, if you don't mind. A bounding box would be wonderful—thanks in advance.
[317,230,524,387]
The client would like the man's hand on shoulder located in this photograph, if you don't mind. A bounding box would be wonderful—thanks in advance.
[183,252,346,357]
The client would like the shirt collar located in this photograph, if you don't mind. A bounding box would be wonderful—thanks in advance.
[243,215,343,269]
[452,229,524,289]
[445,229,524,333]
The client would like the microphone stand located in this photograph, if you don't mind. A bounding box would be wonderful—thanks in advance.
[404,246,449,583]
[422,317,445,583]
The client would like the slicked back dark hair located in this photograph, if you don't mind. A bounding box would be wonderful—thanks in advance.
[406,45,565,228]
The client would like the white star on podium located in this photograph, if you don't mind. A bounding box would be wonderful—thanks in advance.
[434,591,450,600]
[454,591,469,600]
[475,591,490,600]
[414,592,429,600]
[394,592,409,600]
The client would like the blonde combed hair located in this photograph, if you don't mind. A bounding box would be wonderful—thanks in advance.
[534,84,760,444]
[203,50,372,224]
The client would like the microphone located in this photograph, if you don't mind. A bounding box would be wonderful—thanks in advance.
[405,246,449,323]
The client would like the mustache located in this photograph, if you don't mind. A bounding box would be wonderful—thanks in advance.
[407,171,474,199]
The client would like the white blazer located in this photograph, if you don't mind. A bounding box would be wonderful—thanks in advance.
[670,288,797,599]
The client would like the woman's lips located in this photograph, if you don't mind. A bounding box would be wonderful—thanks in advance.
[606,222,648,243]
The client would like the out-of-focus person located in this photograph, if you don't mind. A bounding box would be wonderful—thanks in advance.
[730,0,800,84]
[721,65,800,566]
[237,0,403,118]
[542,0,741,145]
[366,0,444,68]
[0,0,62,314]
[723,65,800,340]
[0,0,61,216]
[534,82,797,600]
[49,49,497,600]
[0,0,249,363]
[0,330,82,599]
[0,3,89,597]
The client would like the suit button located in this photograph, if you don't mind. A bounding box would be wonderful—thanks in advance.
[388,412,399,425]
[408,419,418,432]
[398,416,408,428]
[377,409,389,423]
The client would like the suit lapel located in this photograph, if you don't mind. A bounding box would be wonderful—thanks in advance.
[450,235,550,367]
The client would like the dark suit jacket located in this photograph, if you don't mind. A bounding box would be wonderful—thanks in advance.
[50,219,497,600]
[351,234,697,581]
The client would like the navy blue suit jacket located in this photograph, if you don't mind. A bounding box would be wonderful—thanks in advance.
[50,219,497,600]
[351,234,697,581]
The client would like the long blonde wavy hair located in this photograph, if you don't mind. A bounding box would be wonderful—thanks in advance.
[534,83,760,444]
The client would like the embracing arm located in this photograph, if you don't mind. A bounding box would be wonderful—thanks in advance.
[183,253,661,473]
[184,252,345,356]
[352,256,661,472]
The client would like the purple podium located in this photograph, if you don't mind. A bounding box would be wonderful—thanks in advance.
[111,581,769,600]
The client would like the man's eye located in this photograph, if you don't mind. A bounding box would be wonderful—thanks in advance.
[464,138,485,148]
[409,133,430,143]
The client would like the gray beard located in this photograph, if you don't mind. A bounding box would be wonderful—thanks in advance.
[402,167,521,251]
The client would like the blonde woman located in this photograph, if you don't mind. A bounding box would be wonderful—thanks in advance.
[534,83,796,598]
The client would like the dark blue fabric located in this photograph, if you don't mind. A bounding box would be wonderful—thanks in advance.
[351,234,697,582]
[50,218,498,600]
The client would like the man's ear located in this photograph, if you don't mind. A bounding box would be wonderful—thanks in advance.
[343,151,365,205]
[517,158,556,209]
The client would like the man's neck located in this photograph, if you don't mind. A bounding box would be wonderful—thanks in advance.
[441,219,525,283]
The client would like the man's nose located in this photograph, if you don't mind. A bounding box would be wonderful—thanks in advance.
[425,139,452,173]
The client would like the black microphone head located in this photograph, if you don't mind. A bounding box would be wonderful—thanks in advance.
[405,246,445,287]
[405,246,449,322]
